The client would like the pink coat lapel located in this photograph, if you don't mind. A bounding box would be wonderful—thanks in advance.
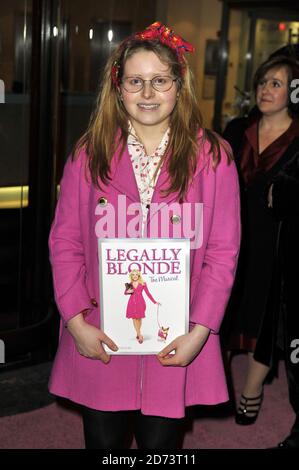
[107,133,209,210]
[108,145,140,202]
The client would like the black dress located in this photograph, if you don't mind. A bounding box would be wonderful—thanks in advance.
[221,115,299,367]
[271,146,299,420]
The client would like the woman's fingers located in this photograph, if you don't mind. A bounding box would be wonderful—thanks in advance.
[158,340,176,357]
[99,332,119,353]
[77,340,111,363]
[96,345,112,364]
[157,340,177,365]
[156,329,207,367]
[73,324,118,362]
[94,332,118,363]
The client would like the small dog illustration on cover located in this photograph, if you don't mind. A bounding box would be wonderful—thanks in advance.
[158,325,170,341]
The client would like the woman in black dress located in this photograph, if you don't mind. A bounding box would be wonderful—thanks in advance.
[269,141,299,447]
[222,55,299,425]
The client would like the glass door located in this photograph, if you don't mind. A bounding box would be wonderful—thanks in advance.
[0,0,57,366]
[0,0,32,332]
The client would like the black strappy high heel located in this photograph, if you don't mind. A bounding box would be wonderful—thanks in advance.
[235,391,264,425]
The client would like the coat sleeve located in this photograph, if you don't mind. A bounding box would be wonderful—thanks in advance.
[190,147,241,333]
[143,283,157,304]
[49,151,92,324]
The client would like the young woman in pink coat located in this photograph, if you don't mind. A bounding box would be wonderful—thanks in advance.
[48,22,241,449]
[125,269,160,344]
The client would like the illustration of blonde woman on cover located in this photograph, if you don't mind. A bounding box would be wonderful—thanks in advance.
[124,269,161,344]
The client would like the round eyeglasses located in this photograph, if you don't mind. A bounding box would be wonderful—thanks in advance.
[121,76,178,93]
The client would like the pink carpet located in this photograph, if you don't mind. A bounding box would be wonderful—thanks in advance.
[0,354,293,449]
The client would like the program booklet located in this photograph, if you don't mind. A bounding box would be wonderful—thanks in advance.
[98,238,190,354]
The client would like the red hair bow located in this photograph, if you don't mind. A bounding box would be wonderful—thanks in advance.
[135,21,195,59]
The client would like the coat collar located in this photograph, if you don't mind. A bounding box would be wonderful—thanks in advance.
[108,144,182,208]
[108,144,140,203]
[107,131,209,205]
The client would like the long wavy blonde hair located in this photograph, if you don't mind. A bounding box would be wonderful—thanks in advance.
[129,269,144,285]
[73,38,232,200]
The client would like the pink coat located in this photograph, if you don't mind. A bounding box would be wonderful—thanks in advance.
[125,283,156,319]
[48,134,241,418]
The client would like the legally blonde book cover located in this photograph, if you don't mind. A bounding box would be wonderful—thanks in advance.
[98,238,190,354]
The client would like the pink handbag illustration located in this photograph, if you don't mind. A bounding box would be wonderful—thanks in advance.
[156,304,169,341]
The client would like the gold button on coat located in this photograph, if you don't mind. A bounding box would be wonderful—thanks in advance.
[90,298,98,307]
[98,197,108,206]
[170,214,181,224]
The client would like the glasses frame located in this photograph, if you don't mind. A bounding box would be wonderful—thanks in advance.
[121,75,178,93]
